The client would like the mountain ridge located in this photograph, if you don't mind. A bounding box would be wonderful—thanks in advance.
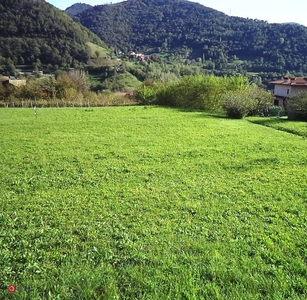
[65,3,93,17]
[72,0,307,75]
[0,0,106,69]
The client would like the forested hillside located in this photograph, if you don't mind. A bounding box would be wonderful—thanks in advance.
[0,0,106,69]
[74,0,307,75]
[65,3,93,17]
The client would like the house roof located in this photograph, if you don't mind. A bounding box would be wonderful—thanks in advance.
[271,77,307,86]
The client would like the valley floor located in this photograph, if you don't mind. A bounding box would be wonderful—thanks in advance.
[1,107,307,299]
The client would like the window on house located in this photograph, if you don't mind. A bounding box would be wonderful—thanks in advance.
[287,89,290,95]
[274,99,279,106]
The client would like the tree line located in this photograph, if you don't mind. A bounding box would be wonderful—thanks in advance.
[135,75,274,118]
[0,70,135,108]
[134,74,307,120]
[2,71,307,121]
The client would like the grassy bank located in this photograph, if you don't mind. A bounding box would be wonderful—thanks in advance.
[1,107,307,299]
[248,116,307,137]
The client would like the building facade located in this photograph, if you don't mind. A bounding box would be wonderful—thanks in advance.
[271,77,307,106]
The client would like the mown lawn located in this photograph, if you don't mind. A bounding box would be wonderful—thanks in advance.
[247,116,307,137]
[1,107,307,299]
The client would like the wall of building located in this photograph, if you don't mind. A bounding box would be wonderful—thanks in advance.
[291,86,307,96]
[9,79,26,87]
[274,84,307,98]
[274,85,291,98]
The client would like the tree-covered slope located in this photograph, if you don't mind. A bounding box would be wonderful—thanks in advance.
[0,0,107,68]
[74,0,307,74]
[65,3,93,17]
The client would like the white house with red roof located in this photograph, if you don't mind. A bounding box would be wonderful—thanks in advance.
[271,77,307,106]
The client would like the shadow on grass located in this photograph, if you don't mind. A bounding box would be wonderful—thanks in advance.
[247,117,307,137]
[190,113,229,119]
[172,107,228,119]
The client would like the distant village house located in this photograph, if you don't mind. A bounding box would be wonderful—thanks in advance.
[127,51,159,62]
[271,76,307,106]
[0,76,26,87]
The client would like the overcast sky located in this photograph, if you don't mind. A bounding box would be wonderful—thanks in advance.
[46,0,307,26]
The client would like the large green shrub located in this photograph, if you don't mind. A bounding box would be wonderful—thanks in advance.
[287,92,307,121]
[135,74,250,111]
[222,86,273,119]
[248,86,274,116]
[222,88,254,119]
[135,83,160,105]
[169,75,249,110]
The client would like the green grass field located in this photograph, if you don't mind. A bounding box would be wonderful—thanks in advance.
[247,116,307,137]
[1,107,307,299]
